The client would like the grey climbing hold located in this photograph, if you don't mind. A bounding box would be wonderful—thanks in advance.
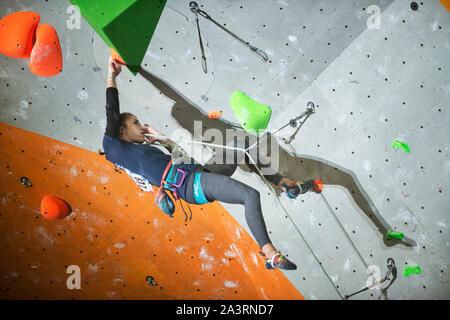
[21,177,32,188]
[146,275,158,286]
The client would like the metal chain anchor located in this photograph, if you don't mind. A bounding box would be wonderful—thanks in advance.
[189,1,268,74]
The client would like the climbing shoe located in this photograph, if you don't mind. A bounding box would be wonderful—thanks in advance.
[264,251,297,271]
[299,180,315,194]
[283,180,315,199]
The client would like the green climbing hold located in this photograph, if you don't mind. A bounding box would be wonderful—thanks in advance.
[69,0,166,76]
[392,140,411,153]
[230,90,272,135]
[386,230,404,240]
[404,265,422,276]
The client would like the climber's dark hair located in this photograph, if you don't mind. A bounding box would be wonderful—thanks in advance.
[120,112,134,129]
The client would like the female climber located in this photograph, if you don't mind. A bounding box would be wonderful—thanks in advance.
[102,55,300,271]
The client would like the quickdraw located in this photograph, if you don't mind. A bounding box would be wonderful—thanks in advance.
[189,1,268,74]
[271,101,316,144]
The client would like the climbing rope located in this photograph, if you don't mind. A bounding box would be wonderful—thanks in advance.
[145,132,346,298]
[319,192,368,269]
[145,109,383,299]
[244,151,345,300]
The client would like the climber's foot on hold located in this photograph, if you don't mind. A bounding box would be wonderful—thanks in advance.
[299,180,315,194]
[279,178,315,198]
[263,251,297,271]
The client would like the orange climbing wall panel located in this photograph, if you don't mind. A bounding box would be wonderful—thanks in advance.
[0,122,304,300]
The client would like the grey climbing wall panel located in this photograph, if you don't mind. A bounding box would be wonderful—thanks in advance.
[0,0,448,299]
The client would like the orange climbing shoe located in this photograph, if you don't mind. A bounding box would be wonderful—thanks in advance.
[264,251,297,271]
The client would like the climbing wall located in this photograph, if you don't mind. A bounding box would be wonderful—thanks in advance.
[0,0,449,300]
[0,122,303,299]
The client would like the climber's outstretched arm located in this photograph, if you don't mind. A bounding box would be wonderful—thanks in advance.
[105,56,121,138]
[105,87,120,138]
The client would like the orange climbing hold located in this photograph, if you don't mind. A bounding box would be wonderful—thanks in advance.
[29,24,63,77]
[40,195,71,220]
[111,48,126,65]
[0,11,40,59]
[313,179,323,192]
[208,110,222,119]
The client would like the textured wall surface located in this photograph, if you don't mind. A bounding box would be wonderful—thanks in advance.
[0,122,302,299]
[0,0,449,300]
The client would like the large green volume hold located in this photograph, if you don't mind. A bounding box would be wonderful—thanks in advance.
[230,90,272,135]
[69,0,166,76]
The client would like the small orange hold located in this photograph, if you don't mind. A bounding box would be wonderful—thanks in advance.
[313,179,323,192]
[29,24,63,77]
[111,48,126,65]
[208,111,222,119]
[40,195,71,220]
[0,11,40,59]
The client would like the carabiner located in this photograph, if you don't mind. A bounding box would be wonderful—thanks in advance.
[190,1,210,19]
[254,48,269,62]
[189,1,199,13]
[191,2,208,74]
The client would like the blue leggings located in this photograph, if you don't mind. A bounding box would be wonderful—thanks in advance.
[184,162,282,249]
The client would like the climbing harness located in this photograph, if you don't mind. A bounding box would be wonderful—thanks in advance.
[189,1,268,74]
[154,158,193,222]
[154,159,177,218]
[344,258,397,300]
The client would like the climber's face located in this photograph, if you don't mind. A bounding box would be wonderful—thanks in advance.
[120,115,146,144]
